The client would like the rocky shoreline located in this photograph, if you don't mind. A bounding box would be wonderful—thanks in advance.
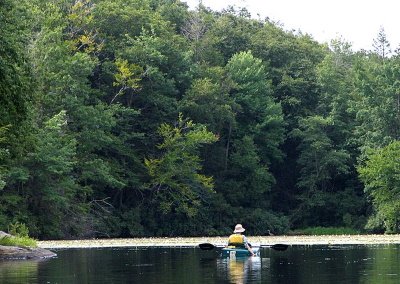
[0,246,57,260]
[37,234,400,249]
[0,231,57,260]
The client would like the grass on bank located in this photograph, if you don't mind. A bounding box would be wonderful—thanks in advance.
[0,222,37,248]
[290,227,362,235]
[0,236,37,248]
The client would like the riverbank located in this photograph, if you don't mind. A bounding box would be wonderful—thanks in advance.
[37,234,400,248]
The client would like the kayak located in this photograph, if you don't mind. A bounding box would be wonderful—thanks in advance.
[198,242,288,256]
[221,246,260,257]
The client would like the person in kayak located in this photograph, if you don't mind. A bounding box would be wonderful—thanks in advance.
[227,224,254,256]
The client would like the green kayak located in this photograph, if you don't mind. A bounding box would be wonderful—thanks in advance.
[198,242,288,255]
[221,247,260,257]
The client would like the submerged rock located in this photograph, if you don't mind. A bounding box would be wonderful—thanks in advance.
[0,245,57,260]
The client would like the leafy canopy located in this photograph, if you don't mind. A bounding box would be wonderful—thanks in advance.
[145,113,218,217]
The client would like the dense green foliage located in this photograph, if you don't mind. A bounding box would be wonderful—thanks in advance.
[0,0,398,238]
[358,141,400,233]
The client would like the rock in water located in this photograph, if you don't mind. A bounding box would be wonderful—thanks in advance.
[0,245,57,260]
[0,231,57,259]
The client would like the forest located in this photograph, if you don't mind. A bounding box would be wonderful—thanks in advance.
[1,0,400,239]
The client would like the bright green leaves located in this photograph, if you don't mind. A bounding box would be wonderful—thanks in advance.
[68,0,93,24]
[225,50,284,161]
[67,0,103,55]
[111,58,143,104]
[226,51,269,92]
[145,114,218,216]
[358,141,400,233]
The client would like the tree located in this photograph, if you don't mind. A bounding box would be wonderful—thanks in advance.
[180,75,240,134]
[290,115,351,226]
[208,9,259,64]
[111,58,143,105]
[144,114,218,217]
[309,39,367,229]
[24,111,81,238]
[352,53,400,154]
[91,0,154,48]
[181,6,224,65]
[153,0,190,34]
[14,0,135,238]
[1,0,386,237]
[0,0,32,128]
[182,9,208,63]
[372,26,391,59]
[0,0,35,232]
[203,50,288,233]
[358,141,400,233]
[115,17,194,133]
[225,51,284,163]
[223,135,276,206]
[249,21,326,121]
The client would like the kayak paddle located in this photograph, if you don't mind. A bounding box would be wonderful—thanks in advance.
[199,243,224,250]
[260,244,289,251]
[199,243,289,251]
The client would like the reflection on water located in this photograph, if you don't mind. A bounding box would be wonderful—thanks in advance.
[361,244,400,284]
[0,244,398,283]
[217,255,265,283]
[0,259,48,283]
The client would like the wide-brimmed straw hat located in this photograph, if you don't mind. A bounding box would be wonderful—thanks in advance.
[234,224,245,233]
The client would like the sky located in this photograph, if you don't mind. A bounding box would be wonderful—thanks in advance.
[184,0,400,51]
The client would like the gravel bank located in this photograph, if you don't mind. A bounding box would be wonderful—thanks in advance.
[38,234,400,249]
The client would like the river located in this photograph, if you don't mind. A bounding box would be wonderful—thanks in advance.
[0,244,399,283]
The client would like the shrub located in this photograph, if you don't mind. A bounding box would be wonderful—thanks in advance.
[0,222,38,248]
[8,222,29,238]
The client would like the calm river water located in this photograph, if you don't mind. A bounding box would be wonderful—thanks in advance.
[0,244,399,283]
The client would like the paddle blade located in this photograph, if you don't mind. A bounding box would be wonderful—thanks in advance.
[199,243,215,250]
[271,244,288,251]
[260,244,289,251]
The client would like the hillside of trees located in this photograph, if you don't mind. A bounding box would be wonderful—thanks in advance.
[1,0,400,239]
